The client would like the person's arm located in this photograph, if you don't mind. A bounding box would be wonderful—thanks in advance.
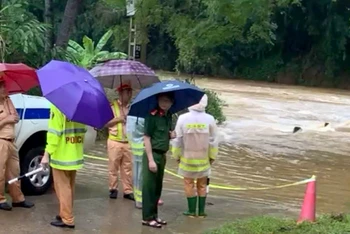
[144,135,153,162]
[144,114,155,162]
[208,116,219,163]
[171,115,183,161]
[45,105,64,157]
[105,116,124,128]
[0,98,18,129]
[104,102,124,128]
[0,118,10,129]
[6,98,18,119]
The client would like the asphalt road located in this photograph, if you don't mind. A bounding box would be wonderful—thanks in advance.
[0,155,295,234]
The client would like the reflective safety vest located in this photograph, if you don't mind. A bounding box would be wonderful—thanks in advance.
[126,116,145,158]
[109,100,127,142]
[126,116,145,204]
[45,104,87,170]
[171,111,218,178]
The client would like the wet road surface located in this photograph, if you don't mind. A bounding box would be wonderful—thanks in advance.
[0,154,294,234]
[3,75,350,233]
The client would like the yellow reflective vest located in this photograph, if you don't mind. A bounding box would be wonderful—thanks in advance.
[108,100,127,142]
[45,104,87,170]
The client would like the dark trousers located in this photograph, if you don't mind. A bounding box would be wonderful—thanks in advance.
[142,151,166,221]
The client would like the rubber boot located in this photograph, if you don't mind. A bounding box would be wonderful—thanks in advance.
[183,197,197,217]
[198,196,207,218]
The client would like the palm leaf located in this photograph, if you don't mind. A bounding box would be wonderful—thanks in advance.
[108,51,128,59]
[92,50,110,61]
[82,35,95,55]
[68,40,85,54]
[66,46,83,61]
[95,51,127,63]
[95,29,113,53]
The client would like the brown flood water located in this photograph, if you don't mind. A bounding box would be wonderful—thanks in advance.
[90,74,350,216]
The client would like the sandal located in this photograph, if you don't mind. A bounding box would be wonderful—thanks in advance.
[155,218,167,225]
[142,220,162,228]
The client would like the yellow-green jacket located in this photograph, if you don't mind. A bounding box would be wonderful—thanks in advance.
[45,104,87,170]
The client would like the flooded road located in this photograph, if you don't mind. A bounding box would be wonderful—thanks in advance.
[3,76,350,233]
[192,77,350,214]
[94,74,350,216]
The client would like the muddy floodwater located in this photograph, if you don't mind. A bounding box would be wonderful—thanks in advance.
[5,76,350,234]
[195,77,350,214]
[87,74,350,218]
[167,74,350,213]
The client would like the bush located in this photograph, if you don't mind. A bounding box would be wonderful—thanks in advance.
[204,88,226,124]
[172,78,226,126]
[206,214,350,234]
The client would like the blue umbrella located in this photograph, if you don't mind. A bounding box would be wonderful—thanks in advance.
[37,60,114,129]
[129,80,205,118]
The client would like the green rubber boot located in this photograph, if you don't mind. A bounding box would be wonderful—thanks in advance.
[198,196,207,218]
[183,196,197,217]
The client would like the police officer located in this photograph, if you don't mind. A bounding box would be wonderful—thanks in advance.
[142,92,176,228]
[0,80,34,211]
[105,83,134,200]
[41,104,87,229]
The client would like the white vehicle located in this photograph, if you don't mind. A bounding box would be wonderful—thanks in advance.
[10,94,97,195]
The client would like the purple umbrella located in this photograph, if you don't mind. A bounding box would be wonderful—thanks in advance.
[89,60,160,90]
[37,60,114,129]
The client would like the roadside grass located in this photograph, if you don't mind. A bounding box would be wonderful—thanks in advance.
[206,214,350,234]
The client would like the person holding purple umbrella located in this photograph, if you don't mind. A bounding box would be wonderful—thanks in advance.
[37,60,114,229]
[41,104,86,229]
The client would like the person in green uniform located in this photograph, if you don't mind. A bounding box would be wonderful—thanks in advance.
[142,92,176,228]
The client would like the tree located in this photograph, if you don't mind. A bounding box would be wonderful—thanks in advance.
[0,0,47,66]
[44,0,54,52]
[66,29,127,69]
[55,0,83,48]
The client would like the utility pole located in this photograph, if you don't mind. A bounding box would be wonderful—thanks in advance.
[126,0,145,63]
[126,0,139,61]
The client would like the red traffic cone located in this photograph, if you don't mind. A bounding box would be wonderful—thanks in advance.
[297,175,316,224]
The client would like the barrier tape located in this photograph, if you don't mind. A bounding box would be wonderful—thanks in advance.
[84,154,315,191]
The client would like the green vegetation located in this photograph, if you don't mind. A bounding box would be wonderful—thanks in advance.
[4,0,349,136]
[117,0,350,87]
[0,1,48,66]
[1,0,349,88]
[206,214,350,234]
[204,89,226,124]
[67,29,127,69]
[172,77,226,125]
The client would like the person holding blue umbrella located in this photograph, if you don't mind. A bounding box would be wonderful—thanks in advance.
[129,80,204,228]
[38,60,113,229]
